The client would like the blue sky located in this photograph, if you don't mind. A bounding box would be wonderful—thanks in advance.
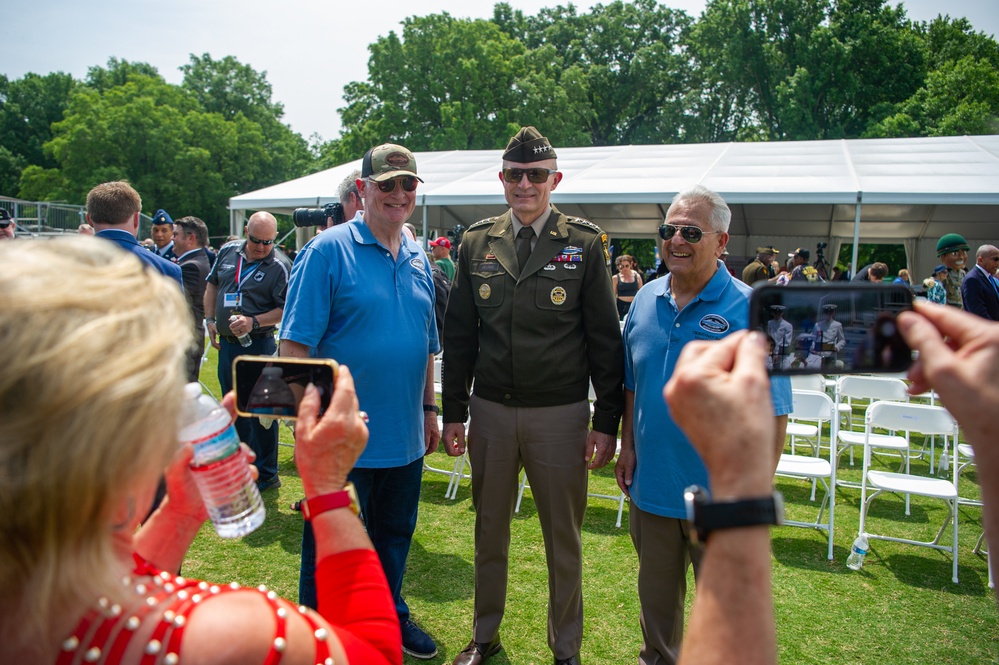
[1,0,995,142]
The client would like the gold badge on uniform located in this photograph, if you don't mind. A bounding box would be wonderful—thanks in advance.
[600,233,611,265]
[551,286,567,305]
[479,284,492,300]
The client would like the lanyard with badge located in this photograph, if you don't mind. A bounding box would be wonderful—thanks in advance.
[224,253,259,320]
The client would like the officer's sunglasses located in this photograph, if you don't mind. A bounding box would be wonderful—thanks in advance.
[248,234,275,245]
[370,176,419,193]
[658,224,721,244]
[502,168,557,184]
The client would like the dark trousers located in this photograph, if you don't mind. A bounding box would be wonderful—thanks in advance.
[299,457,423,622]
[217,335,279,483]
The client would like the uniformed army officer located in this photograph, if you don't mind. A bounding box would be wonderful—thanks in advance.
[441,126,625,665]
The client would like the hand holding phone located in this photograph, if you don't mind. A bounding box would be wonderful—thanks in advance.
[233,356,338,420]
[749,284,913,375]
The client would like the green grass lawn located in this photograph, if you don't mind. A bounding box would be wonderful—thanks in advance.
[188,349,997,664]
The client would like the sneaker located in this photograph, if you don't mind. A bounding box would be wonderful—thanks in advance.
[256,476,282,492]
[401,619,438,659]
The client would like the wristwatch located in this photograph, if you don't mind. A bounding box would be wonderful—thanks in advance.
[423,404,440,414]
[299,482,360,520]
[684,485,783,544]
[251,316,260,331]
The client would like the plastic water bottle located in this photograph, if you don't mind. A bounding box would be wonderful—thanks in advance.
[846,534,869,570]
[229,309,253,347]
[178,383,265,537]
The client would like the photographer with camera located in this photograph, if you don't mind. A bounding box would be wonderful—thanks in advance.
[293,170,364,233]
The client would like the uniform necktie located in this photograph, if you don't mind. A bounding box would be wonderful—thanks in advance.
[517,226,535,270]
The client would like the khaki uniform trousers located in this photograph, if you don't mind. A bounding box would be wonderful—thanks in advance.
[629,502,704,665]
[467,394,590,659]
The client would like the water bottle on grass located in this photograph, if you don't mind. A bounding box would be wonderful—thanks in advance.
[846,534,869,570]
[178,383,265,537]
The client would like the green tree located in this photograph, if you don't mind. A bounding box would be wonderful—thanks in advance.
[0,72,77,196]
[866,55,999,137]
[496,0,692,146]
[328,13,542,162]
[85,57,164,92]
[23,61,310,236]
[688,0,925,141]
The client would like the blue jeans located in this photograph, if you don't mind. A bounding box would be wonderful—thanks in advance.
[299,457,423,622]
[217,335,279,483]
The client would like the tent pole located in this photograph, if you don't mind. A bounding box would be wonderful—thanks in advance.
[422,196,428,245]
[850,192,862,278]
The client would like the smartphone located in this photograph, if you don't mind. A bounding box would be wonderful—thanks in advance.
[749,284,914,375]
[233,356,338,420]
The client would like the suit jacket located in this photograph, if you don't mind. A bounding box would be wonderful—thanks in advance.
[442,206,624,435]
[178,247,211,335]
[94,228,183,287]
[961,265,999,321]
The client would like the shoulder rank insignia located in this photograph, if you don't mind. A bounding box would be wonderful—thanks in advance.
[600,233,611,266]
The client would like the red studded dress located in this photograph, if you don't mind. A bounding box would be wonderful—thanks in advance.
[56,549,400,665]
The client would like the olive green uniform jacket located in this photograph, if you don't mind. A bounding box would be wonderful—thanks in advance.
[442,206,624,435]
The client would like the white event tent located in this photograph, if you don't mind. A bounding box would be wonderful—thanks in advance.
[229,134,999,279]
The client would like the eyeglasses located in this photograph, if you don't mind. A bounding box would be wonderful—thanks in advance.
[502,168,557,184]
[658,224,721,244]
[248,234,275,246]
[0,221,11,229]
[370,176,419,193]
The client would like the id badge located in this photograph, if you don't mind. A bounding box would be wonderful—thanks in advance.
[224,292,242,308]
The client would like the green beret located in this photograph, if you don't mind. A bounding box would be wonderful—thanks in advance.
[503,126,557,163]
[936,233,970,256]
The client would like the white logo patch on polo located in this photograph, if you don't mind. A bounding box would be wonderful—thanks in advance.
[410,258,425,271]
[699,314,730,334]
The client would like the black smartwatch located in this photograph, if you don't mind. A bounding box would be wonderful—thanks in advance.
[251,316,260,331]
[684,485,783,544]
[423,404,440,414]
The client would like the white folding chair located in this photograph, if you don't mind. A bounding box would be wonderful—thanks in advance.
[857,402,960,583]
[956,443,993,588]
[835,375,910,481]
[775,390,838,559]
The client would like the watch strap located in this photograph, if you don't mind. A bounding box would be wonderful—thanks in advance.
[251,315,260,330]
[686,485,783,543]
[423,404,440,414]
[300,482,360,520]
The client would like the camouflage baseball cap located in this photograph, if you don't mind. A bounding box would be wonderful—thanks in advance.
[361,143,423,183]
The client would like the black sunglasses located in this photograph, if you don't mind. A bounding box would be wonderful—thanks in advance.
[370,176,419,193]
[502,168,557,184]
[248,234,275,246]
[658,224,721,244]
[0,221,11,229]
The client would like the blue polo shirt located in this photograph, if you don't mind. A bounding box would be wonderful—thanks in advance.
[280,219,439,468]
[623,260,792,519]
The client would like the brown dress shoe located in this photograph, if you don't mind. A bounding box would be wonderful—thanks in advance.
[452,637,502,665]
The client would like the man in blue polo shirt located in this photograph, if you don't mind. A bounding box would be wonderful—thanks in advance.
[614,185,792,665]
[279,143,441,660]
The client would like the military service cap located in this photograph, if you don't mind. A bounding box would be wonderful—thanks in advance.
[152,209,173,225]
[503,126,557,163]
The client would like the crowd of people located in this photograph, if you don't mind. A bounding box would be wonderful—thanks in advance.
[2,124,997,665]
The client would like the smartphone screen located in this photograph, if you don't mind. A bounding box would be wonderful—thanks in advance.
[749,284,914,375]
[233,356,337,420]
